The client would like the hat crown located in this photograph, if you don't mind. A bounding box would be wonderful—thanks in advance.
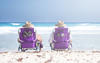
[56,20,66,27]
[23,21,34,28]
[58,21,64,24]
[26,21,31,24]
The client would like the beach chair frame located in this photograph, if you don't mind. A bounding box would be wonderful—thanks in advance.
[50,27,72,50]
[18,28,41,52]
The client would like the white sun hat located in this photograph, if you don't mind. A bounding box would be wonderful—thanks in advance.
[55,20,66,27]
[23,21,34,28]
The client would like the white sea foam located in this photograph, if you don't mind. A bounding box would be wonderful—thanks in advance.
[0,27,20,34]
[0,25,100,34]
[11,23,20,25]
[36,26,100,34]
[78,23,89,26]
[70,26,100,30]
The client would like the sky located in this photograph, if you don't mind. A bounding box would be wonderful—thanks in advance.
[0,0,100,22]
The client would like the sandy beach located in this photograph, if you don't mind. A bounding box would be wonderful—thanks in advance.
[0,51,100,63]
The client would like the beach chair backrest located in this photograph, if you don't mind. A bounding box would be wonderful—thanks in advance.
[54,27,69,42]
[19,28,36,42]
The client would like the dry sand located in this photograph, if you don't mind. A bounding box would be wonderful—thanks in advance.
[0,50,100,63]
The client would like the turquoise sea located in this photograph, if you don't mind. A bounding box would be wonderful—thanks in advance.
[0,22,100,51]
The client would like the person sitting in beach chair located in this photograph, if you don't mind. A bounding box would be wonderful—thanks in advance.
[18,21,43,52]
[49,21,72,50]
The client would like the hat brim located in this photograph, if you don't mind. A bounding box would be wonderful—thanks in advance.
[55,24,66,27]
[23,24,34,28]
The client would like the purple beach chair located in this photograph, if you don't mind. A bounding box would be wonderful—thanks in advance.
[18,28,40,52]
[50,27,72,50]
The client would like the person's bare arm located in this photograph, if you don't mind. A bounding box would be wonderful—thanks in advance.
[36,34,42,43]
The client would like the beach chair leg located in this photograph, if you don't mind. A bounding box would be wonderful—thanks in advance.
[18,47,21,51]
[50,43,54,50]
[68,43,72,50]
[38,43,41,51]
[18,45,21,51]
[36,42,41,51]
[65,44,72,52]
[21,49,26,52]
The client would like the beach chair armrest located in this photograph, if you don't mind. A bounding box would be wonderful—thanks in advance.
[67,40,70,42]
[64,40,70,42]
[18,38,24,43]
[33,39,37,42]
[53,40,56,43]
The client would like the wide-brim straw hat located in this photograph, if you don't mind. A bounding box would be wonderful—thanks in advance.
[55,21,66,27]
[23,21,34,28]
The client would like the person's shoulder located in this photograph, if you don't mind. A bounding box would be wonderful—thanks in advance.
[64,26,70,29]
[64,26,68,28]
[18,27,22,30]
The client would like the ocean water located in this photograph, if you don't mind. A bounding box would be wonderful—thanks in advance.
[0,22,100,51]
